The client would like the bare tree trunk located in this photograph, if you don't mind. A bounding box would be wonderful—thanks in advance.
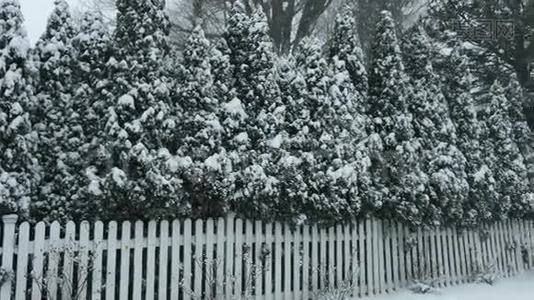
[293,0,333,51]
[270,0,295,54]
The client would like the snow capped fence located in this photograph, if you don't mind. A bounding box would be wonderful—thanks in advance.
[0,215,533,300]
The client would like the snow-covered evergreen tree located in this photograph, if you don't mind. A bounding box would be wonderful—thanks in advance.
[94,0,186,220]
[223,4,284,218]
[209,38,233,102]
[31,0,78,221]
[275,38,371,222]
[479,81,530,218]
[68,12,111,219]
[330,9,368,99]
[505,73,534,193]
[445,51,498,225]
[368,11,429,225]
[178,26,220,159]
[0,0,38,215]
[403,25,469,225]
[175,26,230,217]
[505,73,531,152]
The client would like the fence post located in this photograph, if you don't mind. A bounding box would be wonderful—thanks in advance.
[1,214,18,299]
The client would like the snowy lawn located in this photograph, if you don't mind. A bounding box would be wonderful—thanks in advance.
[359,272,534,300]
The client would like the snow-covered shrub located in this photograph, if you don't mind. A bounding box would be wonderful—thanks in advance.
[316,254,360,300]
[472,262,498,285]
[182,243,267,300]
[0,267,14,285]
[30,241,99,300]
[409,281,440,294]
[410,248,442,294]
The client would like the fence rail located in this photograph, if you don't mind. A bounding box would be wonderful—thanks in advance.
[0,214,533,300]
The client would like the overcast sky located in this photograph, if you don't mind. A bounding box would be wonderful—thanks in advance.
[20,0,80,44]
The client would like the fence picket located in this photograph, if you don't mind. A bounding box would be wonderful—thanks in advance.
[503,221,513,276]
[510,220,519,275]
[194,219,204,297]
[495,222,506,276]
[435,228,444,287]
[431,229,439,284]
[294,225,301,300]
[14,221,29,300]
[92,221,104,300]
[310,224,319,296]
[245,219,254,299]
[479,226,487,273]
[172,220,182,300]
[119,221,131,300]
[358,220,365,297]
[328,226,335,290]
[396,222,404,290]
[226,215,235,300]
[530,220,534,268]
[30,222,45,300]
[216,218,225,299]
[335,225,343,290]
[235,219,244,297]
[485,224,493,271]
[159,220,169,300]
[342,224,350,296]
[475,229,480,275]
[377,219,385,294]
[448,228,458,285]
[504,221,513,277]
[46,221,61,299]
[205,218,215,299]
[442,228,450,287]
[520,220,527,270]
[302,224,310,300]
[460,230,470,282]
[254,220,263,300]
[514,220,523,273]
[284,224,292,300]
[405,226,414,285]
[516,220,523,271]
[320,227,328,293]
[366,219,374,296]
[382,220,398,293]
[274,222,283,298]
[415,227,424,283]
[456,230,467,282]
[183,219,193,300]
[498,221,510,277]
[489,223,500,275]
[79,221,90,300]
[469,229,477,279]
[475,229,483,275]
[528,221,534,268]
[146,220,157,300]
[106,221,118,300]
[133,221,144,300]
[383,220,392,293]
[265,222,273,300]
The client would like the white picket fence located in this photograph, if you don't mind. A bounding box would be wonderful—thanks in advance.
[0,214,533,300]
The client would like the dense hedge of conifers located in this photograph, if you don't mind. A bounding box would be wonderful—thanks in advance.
[0,0,532,227]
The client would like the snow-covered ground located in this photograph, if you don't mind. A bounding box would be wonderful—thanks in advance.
[359,272,534,300]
